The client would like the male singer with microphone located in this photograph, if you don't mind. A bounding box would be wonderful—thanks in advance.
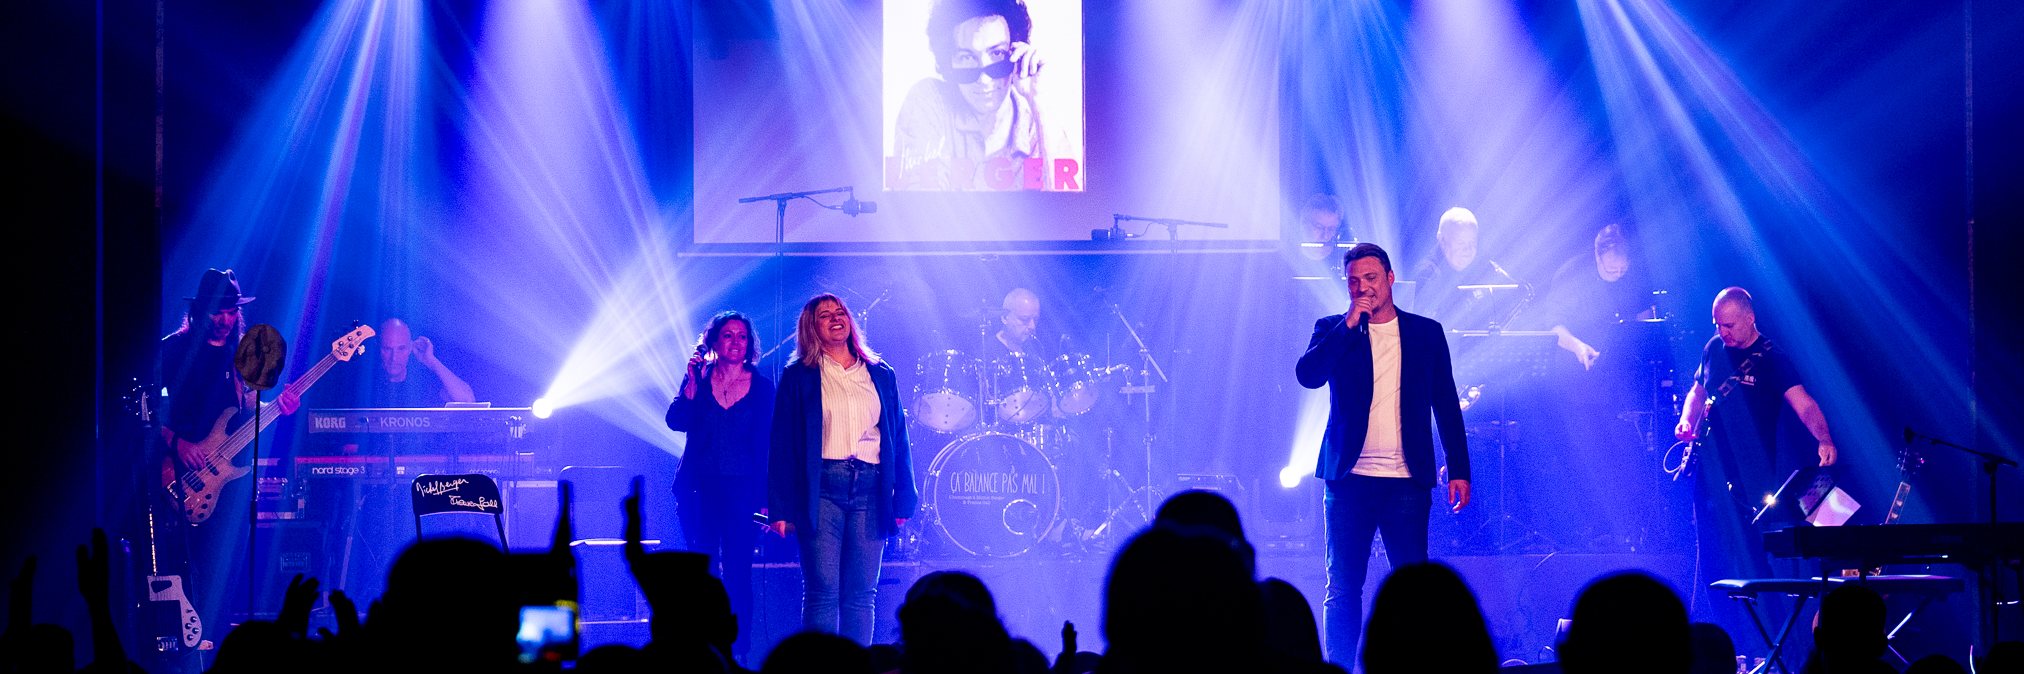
[1296,243,1471,665]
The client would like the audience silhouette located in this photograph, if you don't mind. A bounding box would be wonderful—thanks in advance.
[1903,653,1967,674]
[1557,572,1692,674]
[1151,490,1337,672]
[1686,622,1737,674]
[2,490,1991,674]
[1801,584,1896,674]
[1361,562,1496,674]
[761,631,872,674]
[896,571,1019,674]
[1100,523,1264,674]
[1980,641,2024,674]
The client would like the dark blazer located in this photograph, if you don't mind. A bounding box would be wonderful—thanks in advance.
[767,357,920,538]
[1295,310,1470,488]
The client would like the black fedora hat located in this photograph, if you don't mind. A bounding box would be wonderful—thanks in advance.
[184,269,257,311]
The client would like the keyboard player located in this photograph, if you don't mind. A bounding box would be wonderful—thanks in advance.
[307,318,483,600]
[367,318,476,406]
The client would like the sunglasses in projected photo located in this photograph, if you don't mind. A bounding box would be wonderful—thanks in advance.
[946,58,1016,84]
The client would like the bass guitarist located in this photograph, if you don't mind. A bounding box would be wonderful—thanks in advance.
[153,269,298,649]
[1671,287,1840,642]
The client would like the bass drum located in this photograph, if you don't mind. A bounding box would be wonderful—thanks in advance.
[911,350,979,433]
[926,433,1061,557]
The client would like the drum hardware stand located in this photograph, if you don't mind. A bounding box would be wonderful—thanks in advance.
[813,275,890,334]
[755,333,797,363]
[1100,304,1167,543]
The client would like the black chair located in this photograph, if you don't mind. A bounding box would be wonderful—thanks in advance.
[411,473,508,547]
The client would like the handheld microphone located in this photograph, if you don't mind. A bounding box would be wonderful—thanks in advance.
[688,342,710,375]
[1358,310,1371,335]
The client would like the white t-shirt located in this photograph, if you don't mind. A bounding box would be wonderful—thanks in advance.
[819,354,883,463]
[1351,317,1409,478]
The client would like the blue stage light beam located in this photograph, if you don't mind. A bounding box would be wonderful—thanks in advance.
[165,0,429,359]
[157,0,428,632]
[1405,0,1624,283]
[1297,0,1413,256]
[1117,0,1285,243]
[453,0,693,454]
[1578,0,1988,488]
[1281,0,1624,490]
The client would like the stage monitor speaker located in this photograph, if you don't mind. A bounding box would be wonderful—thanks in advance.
[248,520,324,620]
[505,480,559,552]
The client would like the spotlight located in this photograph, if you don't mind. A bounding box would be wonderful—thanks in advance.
[1278,466,1306,489]
[532,397,555,419]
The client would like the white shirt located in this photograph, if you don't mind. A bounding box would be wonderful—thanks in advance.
[819,353,883,463]
[1351,317,1409,478]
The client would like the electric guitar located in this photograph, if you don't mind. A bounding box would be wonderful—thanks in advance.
[1666,394,1715,481]
[145,574,201,649]
[159,325,373,523]
[1882,443,1925,525]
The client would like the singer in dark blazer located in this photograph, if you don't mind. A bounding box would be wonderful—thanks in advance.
[1295,242,1471,665]
[767,293,918,646]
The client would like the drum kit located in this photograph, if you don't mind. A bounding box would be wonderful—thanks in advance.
[906,347,1140,557]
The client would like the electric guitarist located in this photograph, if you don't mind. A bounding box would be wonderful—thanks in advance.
[1669,287,1842,636]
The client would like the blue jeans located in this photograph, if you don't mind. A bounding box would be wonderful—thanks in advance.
[1322,474,1431,666]
[799,458,886,644]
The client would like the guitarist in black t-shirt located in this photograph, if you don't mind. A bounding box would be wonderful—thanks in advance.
[1672,287,1842,636]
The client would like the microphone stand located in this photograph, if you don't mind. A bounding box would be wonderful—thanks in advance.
[1111,213,1231,242]
[1905,427,2019,649]
[1487,262,1534,331]
[740,186,862,379]
[1905,427,2017,525]
[739,186,859,246]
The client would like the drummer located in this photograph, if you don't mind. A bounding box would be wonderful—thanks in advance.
[985,287,1050,361]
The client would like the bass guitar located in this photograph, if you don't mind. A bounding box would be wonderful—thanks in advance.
[159,325,373,523]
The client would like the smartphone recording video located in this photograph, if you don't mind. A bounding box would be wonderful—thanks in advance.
[516,602,579,665]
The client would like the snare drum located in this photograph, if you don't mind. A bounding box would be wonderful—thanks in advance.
[911,350,979,433]
[991,352,1053,424]
[1046,353,1104,417]
[926,432,1061,557]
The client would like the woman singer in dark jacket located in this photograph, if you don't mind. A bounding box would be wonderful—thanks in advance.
[666,310,774,661]
[766,293,917,645]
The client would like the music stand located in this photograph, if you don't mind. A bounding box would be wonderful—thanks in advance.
[1451,332,1561,553]
[1752,466,1853,528]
